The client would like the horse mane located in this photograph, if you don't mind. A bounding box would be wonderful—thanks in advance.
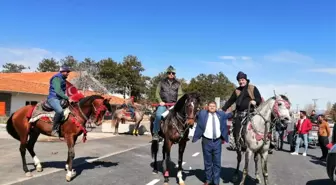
[172,92,200,113]
[78,95,112,112]
[257,94,291,111]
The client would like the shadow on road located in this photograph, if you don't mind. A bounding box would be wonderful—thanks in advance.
[184,167,257,185]
[306,179,334,185]
[28,157,119,180]
[310,158,326,167]
[149,160,177,176]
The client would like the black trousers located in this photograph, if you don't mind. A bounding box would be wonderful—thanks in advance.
[318,136,329,158]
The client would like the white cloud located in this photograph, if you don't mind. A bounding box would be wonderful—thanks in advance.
[263,51,314,64]
[241,56,252,61]
[0,47,64,71]
[219,56,237,60]
[308,68,336,75]
[258,84,336,111]
[219,55,252,61]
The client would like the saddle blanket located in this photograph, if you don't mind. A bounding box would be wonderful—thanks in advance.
[28,102,71,123]
[161,105,174,118]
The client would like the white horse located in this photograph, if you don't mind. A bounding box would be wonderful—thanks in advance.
[232,93,292,185]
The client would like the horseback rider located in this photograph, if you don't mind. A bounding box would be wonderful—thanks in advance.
[47,65,71,137]
[221,71,262,150]
[152,65,184,140]
[125,96,135,120]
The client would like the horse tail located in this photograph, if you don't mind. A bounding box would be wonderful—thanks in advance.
[151,140,159,159]
[6,113,20,141]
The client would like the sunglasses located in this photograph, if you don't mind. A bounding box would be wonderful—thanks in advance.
[167,72,175,75]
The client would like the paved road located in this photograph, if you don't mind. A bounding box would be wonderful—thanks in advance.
[1,132,333,185]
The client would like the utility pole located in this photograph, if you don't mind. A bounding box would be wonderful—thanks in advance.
[296,104,299,113]
[312,99,318,110]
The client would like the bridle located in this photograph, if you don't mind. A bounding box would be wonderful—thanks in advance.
[272,99,291,119]
[172,98,198,142]
[70,99,108,124]
[244,98,291,145]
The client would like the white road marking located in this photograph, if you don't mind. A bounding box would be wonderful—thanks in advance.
[192,152,199,157]
[2,143,151,185]
[146,179,160,185]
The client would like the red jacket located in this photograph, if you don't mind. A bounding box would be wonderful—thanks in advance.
[296,118,312,134]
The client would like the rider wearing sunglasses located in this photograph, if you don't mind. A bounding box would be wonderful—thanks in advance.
[153,65,184,140]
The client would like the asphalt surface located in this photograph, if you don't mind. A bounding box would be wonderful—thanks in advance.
[1,132,333,185]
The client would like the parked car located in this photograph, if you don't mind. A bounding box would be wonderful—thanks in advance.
[326,125,336,183]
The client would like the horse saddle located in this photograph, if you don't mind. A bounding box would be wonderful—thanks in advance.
[41,99,69,112]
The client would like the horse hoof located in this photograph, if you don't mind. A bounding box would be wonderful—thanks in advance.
[25,172,33,177]
[66,175,72,182]
[36,166,43,172]
[255,176,261,184]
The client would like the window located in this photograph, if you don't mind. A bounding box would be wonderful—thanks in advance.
[25,101,38,106]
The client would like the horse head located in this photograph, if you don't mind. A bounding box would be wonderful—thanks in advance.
[272,93,291,125]
[174,92,201,127]
[78,95,112,126]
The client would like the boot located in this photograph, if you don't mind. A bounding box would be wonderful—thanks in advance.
[51,113,62,137]
[152,132,159,141]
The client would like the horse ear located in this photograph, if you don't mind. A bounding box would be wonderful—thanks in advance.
[273,90,280,99]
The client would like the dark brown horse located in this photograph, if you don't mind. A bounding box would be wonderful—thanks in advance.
[6,95,111,182]
[151,92,201,185]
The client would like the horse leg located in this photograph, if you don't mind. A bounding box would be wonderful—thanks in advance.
[260,151,269,185]
[151,139,159,174]
[26,129,42,172]
[19,133,31,177]
[163,139,172,185]
[177,140,186,185]
[65,135,76,182]
[239,149,252,185]
[254,153,261,183]
[232,150,242,183]
[114,119,119,135]
[65,136,78,172]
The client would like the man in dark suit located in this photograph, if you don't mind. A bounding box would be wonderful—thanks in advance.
[192,101,233,185]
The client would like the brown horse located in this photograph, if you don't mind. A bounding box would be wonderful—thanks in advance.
[111,103,145,136]
[6,95,111,182]
[151,92,201,185]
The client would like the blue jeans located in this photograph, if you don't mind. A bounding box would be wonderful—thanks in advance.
[129,107,135,118]
[295,134,308,153]
[153,106,167,134]
[47,98,64,123]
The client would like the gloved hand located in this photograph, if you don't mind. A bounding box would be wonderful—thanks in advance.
[250,100,256,106]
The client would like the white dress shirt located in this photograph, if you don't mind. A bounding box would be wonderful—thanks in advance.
[203,112,221,139]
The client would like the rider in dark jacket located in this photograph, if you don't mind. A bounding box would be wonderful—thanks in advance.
[221,71,262,150]
[47,65,71,137]
[152,65,184,140]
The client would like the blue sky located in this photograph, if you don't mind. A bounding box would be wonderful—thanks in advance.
[0,0,335,109]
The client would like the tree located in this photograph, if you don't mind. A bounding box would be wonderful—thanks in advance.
[37,58,60,72]
[147,72,166,102]
[304,104,314,114]
[60,55,78,69]
[330,103,336,122]
[98,57,120,91]
[185,72,235,103]
[325,101,333,115]
[1,63,29,73]
[118,55,145,99]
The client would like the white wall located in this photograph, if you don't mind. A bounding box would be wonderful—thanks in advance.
[10,93,46,114]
